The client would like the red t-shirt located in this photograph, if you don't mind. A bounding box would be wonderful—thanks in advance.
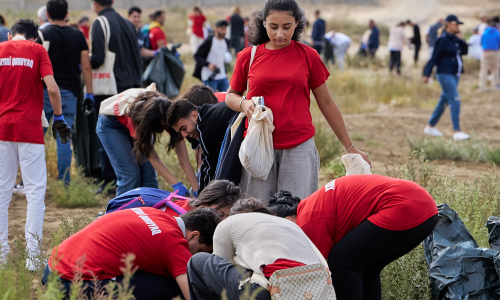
[0,40,53,144]
[296,175,438,258]
[162,199,193,217]
[214,92,226,102]
[116,115,136,137]
[49,208,191,280]
[80,25,90,40]
[190,14,206,38]
[262,259,305,277]
[149,27,166,51]
[230,41,330,149]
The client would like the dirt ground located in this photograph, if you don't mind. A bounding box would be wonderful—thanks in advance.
[6,0,500,254]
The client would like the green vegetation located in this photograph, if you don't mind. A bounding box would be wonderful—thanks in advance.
[408,136,490,163]
[489,148,500,166]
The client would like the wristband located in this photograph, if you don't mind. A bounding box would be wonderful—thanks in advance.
[53,114,65,122]
[346,144,355,153]
[239,96,247,112]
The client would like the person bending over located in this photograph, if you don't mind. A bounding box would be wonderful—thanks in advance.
[43,207,220,300]
[187,200,324,300]
[167,99,237,193]
[263,174,438,300]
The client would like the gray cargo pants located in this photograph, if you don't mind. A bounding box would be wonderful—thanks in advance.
[239,137,320,203]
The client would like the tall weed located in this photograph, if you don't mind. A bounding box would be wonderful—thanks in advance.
[409,136,490,163]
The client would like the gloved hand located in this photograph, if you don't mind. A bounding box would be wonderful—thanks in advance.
[83,93,94,116]
[52,114,72,144]
[190,188,198,198]
[172,182,190,197]
[154,49,160,56]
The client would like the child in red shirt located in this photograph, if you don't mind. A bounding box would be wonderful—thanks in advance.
[0,19,70,268]
[266,175,438,300]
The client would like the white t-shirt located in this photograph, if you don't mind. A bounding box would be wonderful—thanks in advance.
[201,37,228,81]
[325,31,352,47]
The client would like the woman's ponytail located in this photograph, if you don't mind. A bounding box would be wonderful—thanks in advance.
[267,190,300,218]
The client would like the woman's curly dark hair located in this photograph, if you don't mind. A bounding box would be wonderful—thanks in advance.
[128,91,171,161]
[247,0,306,46]
[267,190,301,218]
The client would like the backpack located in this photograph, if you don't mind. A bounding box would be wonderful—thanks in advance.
[105,187,189,215]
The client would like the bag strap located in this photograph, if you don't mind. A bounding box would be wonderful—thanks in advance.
[151,191,189,215]
[38,30,44,43]
[96,16,111,54]
[246,45,257,94]
[115,196,145,212]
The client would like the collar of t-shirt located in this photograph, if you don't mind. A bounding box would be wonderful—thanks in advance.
[175,217,186,237]
[12,36,26,41]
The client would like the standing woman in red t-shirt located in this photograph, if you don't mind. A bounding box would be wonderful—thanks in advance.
[263,175,438,300]
[188,6,208,54]
[226,0,371,201]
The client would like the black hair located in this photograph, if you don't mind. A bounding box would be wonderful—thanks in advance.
[180,207,221,246]
[493,16,500,24]
[166,100,197,150]
[267,190,300,218]
[79,16,89,24]
[315,9,320,15]
[93,0,112,7]
[0,14,6,26]
[247,0,306,46]
[229,199,273,216]
[128,6,142,16]
[215,20,229,28]
[153,10,165,20]
[191,180,240,218]
[183,84,218,106]
[11,19,39,40]
[46,0,68,21]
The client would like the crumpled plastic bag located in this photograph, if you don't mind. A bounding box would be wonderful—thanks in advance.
[423,204,500,300]
[486,217,500,251]
[341,154,371,175]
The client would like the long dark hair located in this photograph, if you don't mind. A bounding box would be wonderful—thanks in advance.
[247,0,306,46]
[128,91,171,161]
[267,190,300,218]
[183,84,218,107]
[190,180,240,218]
[229,198,273,216]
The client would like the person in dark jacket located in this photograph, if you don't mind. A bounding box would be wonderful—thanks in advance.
[229,7,244,54]
[312,10,326,54]
[193,20,232,92]
[426,19,444,57]
[367,19,379,57]
[423,15,469,141]
[90,0,142,191]
[407,19,421,65]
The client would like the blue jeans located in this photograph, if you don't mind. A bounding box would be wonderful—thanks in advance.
[428,74,461,131]
[96,114,158,196]
[43,89,76,184]
[204,78,229,92]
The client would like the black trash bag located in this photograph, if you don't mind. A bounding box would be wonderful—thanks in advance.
[424,204,500,300]
[486,217,500,251]
[141,47,185,98]
[493,287,500,300]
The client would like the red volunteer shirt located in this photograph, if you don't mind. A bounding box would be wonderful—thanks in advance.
[49,208,191,280]
[262,259,305,277]
[0,40,53,144]
[163,199,193,217]
[230,41,330,149]
[116,115,136,137]
[190,14,206,39]
[296,175,438,258]
[149,27,166,51]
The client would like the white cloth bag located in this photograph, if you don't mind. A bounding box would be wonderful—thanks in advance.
[99,83,156,116]
[238,97,275,180]
[86,16,117,96]
[341,154,371,175]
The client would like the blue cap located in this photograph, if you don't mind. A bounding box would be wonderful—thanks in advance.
[445,14,464,24]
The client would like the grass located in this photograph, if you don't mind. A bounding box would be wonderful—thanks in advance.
[408,136,490,163]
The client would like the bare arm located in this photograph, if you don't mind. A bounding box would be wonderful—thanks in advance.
[175,274,190,300]
[140,47,156,58]
[312,83,371,165]
[149,147,180,185]
[156,40,166,49]
[80,50,92,94]
[43,75,62,116]
[226,87,255,119]
[174,140,199,191]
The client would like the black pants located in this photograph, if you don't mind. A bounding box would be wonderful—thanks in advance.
[313,44,323,55]
[328,215,438,300]
[389,51,402,74]
[42,264,182,300]
[187,253,271,300]
[414,43,421,64]
[94,95,117,186]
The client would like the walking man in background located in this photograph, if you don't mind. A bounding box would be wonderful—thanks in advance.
[407,19,421,65]
[0,19,71,269]
[367,19,379,57]
[426,18,444,57]
[90,0,141,192]
[312,10,326,54]
[36,0,94,185]
[194,20,232,92]
[479,18,500,91]
[148,10,166,51]
[37,6,50,29]
[229,7,244,54]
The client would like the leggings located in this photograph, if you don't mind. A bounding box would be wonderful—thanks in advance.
[389,51,402,74]
[328,215,438,300]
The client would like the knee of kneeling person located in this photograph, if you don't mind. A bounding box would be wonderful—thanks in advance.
[188,252,213,273]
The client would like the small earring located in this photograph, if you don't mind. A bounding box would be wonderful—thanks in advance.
[263,21,266,27]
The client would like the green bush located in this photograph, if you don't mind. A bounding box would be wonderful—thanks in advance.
[47,167,114,208]
[322,157,346,178]
[313,123,343,166]
[408,136,490,162]
[489,148,500,166]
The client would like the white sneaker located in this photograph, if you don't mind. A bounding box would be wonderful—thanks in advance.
[453,131,470,141]
[424,126,443,137]
[25,257,40,271]
[13,181,25,195]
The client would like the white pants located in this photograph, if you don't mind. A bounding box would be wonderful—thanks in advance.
[190,34,205,54]
[334,41,351,70]
[0,141,46,259]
